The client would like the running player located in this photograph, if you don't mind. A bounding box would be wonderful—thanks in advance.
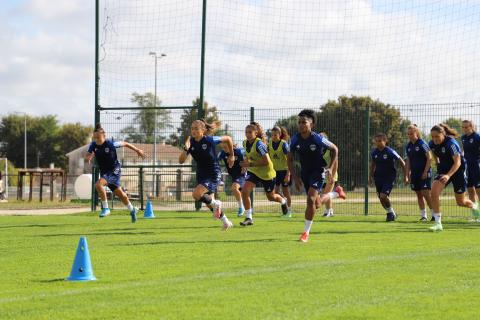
[85,124,145,222]
[218,143,247,217]
[179,119,235,230]
[287,109,346,243]
[239,122,288,226]
[319,132,339,218]
[429,124,480,231]
[405,124,433,221]
[268,126,292,217]
[461,120,480,221]
[369,133,408,222]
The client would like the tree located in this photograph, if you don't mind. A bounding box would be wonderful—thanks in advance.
[120,92,173,143]
[0,114,92,170]
[56,123,93,169]
[167,97,223,146]
[276,96,409,190]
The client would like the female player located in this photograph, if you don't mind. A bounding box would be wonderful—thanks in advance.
[405,124,434,221]
[239,122,288,226]
[268,126,292,216]
[369,133,408,222]
[85,124,145,222]
[429,124,480,231]
[287,109,346,243]
[179,119,235,230]
[319,132,339,218]
[461,120,480,221]
[218,143,247,217]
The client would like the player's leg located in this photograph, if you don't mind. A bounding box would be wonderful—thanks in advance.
[231,181,245,217]
[415,190,427,221]
[193,184,221,218]
[113,186,138,223]
[321,180,335,217]
[429,179,445,231]
[299,187,318,242]
[264,179,288,215]
[240,181,255,226]
[282,185,292,216]
[95,177,110,217]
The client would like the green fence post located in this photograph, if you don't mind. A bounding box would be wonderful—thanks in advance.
[364,105,371,216]
[139,166,144,210]
[250,106,255,208]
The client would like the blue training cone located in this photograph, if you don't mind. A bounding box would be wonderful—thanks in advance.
[143,200,155,219]
[66,236,96,281]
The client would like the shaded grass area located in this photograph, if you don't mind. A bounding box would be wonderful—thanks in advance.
[0,211,479,319]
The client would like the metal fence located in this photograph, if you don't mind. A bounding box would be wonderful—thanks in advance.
[88,102,480,218]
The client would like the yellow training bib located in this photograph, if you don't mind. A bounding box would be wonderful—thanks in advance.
[243,138,276,180]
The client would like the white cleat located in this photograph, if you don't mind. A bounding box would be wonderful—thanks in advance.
[222,220,233,231]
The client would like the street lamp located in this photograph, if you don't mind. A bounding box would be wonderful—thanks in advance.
[148,52,166,197]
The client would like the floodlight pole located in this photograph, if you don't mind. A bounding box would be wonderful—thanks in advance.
[149,52,166,197]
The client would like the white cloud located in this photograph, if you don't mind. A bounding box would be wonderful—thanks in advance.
[1,0,479,132]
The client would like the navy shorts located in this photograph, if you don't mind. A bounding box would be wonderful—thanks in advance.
[410,172,432,191]
[435,169,467,194]
[101,170,121,191]
[275,170,292,187]
[230,175,246,189]
[466,161,480,188]
[246,171,275,193]
[374,179,395,196]
[198,177,219,194]
[301,170,326,194]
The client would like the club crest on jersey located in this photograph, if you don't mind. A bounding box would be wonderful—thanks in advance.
[105,148,110,153]
[202,144,207,150]
[441,147,445,153]
[383,154,388,159]
[415,146,419,151]
[407,148,411,152]
[309,144,316,151]
[296,145,300,149]
[470,138,474,143]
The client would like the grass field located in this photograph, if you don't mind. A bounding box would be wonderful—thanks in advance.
[0,210,479,319]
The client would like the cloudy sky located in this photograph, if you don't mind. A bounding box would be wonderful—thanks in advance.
[1,0,479,127]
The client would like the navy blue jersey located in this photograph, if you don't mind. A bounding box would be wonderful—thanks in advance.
[290,132,333,173]
[218,147,246,178]
[429,136,465,174]
[88,139,122,175]
[188,136,222,180]
[371,146,401,180]
[405,138,430,177]
[461,132,480,165]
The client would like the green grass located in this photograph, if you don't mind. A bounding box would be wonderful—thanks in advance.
[0,211,479,319]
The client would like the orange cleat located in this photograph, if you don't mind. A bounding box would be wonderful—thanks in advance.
[299,232,309,243]
[335,185,346,200]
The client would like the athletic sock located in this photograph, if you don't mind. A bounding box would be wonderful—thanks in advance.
[102,200,109,209]
[199,194,213,205]
[420,209,427,218]
[238,200,244,209]
[280,197,287,205]
[304,220,313,233]
[327,191,339,199]
[126,202,134,211]
[246,208,253,220]
[433,213,442,224]
[386,207,395,214]
[220,213,228,223]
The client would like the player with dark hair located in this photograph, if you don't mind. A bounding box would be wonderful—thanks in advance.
[405,124,433,221]
[239,122,288,226]
[269,126,292,216]
[461,120,480,221]
[179,119,235,230]
[369,133,408,222]
[288,109,346,242]
[218,143,247,217]
[429,124,480,231]
[85,123,145,222]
